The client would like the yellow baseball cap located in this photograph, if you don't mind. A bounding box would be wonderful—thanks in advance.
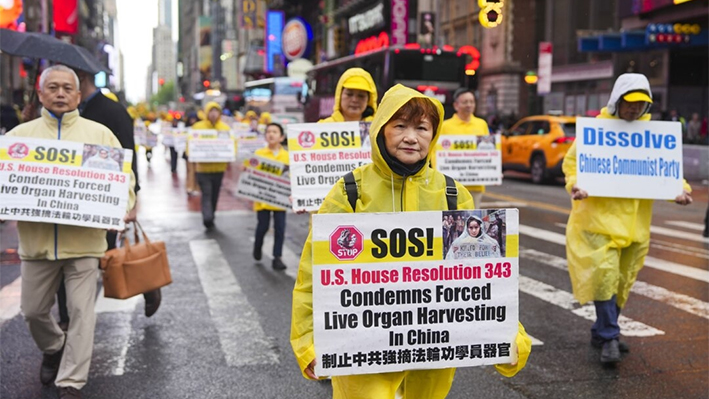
[342,76,373,93]
[622,91,652,103]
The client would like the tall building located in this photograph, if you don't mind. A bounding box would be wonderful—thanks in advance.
[159,0,173,28]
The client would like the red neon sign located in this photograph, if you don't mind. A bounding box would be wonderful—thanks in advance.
[457,45,481,72]
[355,32,390,55]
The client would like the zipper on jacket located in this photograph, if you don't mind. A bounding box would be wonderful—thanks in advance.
[54,114,62,259]
[400,175,407,212]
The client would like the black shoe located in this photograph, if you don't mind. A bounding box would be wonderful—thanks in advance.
[600,339,622,364]
[253,246,262,261]
[272,257,286,270]
[58,386,82,399]
[203,220,215,230]
[58,321,69,332]
[144,288,162,318]
[591,336,629,352]
[40,347,64,385]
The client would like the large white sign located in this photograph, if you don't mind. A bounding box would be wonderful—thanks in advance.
[575,117,683,199]
[187,129,236,163]
[288,122,371,212]
[435,135,502,186]
[311,209,519,376]
[0,137,132,229]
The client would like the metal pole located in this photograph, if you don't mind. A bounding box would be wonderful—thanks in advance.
[434,0,442,46]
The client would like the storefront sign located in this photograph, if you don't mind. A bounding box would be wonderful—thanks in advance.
[576,117,683,200]
[391,0,408,45]
[283,18,311,60]
[265,10,284,73]
[349,2,385,35]
[354,32,390,55]
[537,42,552,95]
[311,209,519,376]
[0,137,132,230]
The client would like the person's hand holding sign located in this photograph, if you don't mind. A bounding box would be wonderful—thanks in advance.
[305,360,317,380]
[675,190,692,206]
[570,185,588,200]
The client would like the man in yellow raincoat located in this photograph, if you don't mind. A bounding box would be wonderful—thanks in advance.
[439,88,490,206]
[563,73,693,364]
[190,101,232,229]
[319,68,377,123]
[291,84,531,398]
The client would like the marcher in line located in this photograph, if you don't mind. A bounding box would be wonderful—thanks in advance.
[252,123,289,271]
[563,73,693,365]
[291,84,531,399]
[440,88,491,207]
[190,101,231,230]
[5,65,136,399]
[75,68,160,317]
[319,67,377,123]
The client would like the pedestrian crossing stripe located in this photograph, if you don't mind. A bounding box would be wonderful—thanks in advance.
[665,220,705,231]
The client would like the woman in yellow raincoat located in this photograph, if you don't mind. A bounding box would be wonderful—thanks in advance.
[291,84,531,399]
[563,73,693,364]
[319,68,377,123]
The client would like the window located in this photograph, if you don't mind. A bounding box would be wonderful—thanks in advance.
[529,121,550,135]
[562,123,576,137]
[511,122,530,136]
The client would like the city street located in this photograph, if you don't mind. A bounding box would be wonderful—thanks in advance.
[1,145,707,399]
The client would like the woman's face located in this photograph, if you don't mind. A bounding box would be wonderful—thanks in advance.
[340,88,369,120]
[468,220,481,237]
[265,125,283,145]
[618,99,646,122]
[383,116,434,165]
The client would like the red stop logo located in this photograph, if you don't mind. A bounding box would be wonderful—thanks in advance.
[329,225,364,261]
[440,139,451,149]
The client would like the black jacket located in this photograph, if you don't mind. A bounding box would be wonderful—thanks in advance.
[81,92,140,192]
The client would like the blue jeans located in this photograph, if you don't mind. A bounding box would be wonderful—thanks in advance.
[592,295,621,342]
[255,210,286,257]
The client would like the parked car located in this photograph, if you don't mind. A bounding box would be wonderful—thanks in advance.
[500,115,576,184]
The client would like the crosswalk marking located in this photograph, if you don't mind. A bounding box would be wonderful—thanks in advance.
[519,224,709,283]
[190,239,279,367]
[0,276,21,322]
[93,287,141,376]
[520,247,709,320]
[527,334,544,346]
[519,276,665,337]
[650,225,709,244]
[665,220,705,231]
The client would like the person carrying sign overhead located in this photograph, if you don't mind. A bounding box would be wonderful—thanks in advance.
[291,84,531,398]
[319,67,378,123]
[562,73,693,365]
[5,65,136,399]
[190,101,231,230]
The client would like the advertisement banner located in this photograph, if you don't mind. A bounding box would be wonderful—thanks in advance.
[0,137,132,229]
[235,155,291,210]
[390,0,409,45]
[435,135,502,186]
[187,130,236,163]
[537,42,552,95]
[311,209,519,376]
[287,122,371,212]
[575,117,683,199]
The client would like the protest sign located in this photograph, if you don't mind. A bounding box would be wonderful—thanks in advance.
[235,155,291,210]
[0,137,132,229]
[134,124,146,146]
[575,117,683,199]
[160,122,174,147]
[311,209,519,376]
[288,122,371,212]
[187,129,236,163]
[435,135,502,186]
[173,127,188,154]
[237,137,268,159]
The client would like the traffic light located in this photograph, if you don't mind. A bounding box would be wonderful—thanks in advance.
[333,26,344,54]
[158,78,165,86]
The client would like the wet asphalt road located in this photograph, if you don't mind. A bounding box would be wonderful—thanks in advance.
[1,147,707,399]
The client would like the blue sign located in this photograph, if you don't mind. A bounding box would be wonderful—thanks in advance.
[265,11,285,73]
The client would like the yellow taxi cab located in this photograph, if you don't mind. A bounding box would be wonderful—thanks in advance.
[501,115,576,184]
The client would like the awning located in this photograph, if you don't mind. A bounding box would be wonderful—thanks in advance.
[578,28,708,52]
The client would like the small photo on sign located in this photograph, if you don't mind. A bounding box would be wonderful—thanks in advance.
[82,144,122,172]
[442,209,506,259]
[477,135,496,150]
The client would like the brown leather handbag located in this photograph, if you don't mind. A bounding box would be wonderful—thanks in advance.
[100,221,172,299]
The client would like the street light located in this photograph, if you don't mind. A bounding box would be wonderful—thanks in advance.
[524,71,538,85]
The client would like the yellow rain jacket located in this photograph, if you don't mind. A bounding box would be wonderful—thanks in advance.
[6,109,136,260]
[253,145,289,211]
[563,74,691,308]
[439,114,491,194]
[319,68,378,123]
[190,101,232,173]
[291,85,531,398]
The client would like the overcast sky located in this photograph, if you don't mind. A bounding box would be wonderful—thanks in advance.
[117,0,178,103]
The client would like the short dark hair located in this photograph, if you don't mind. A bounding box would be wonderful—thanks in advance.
[388,97,441,133]
[266,122,285,136]
[453,88,475,102]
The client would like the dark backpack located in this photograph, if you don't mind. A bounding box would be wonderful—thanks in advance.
[342,171,458,212]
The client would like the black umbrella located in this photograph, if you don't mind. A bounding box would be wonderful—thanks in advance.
[0,28,108,74]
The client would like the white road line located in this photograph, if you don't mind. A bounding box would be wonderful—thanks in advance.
[519,224,709,283]
[0,276,21,323]
[666,220,705,231]
[520,247,709,320]
[527,334,544,346]
[519,276,664,337]
[190,239,279,366]
[481,201,528,208]
[650,225,709,244]
[92,287,141,376]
